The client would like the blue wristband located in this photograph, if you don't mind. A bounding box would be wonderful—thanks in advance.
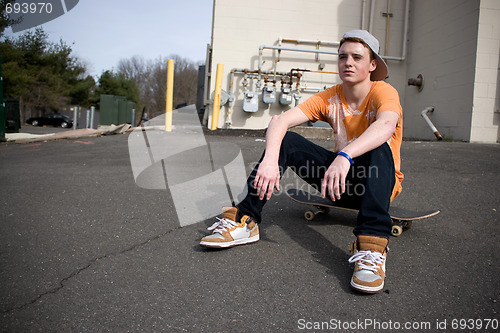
[337,151,353,165]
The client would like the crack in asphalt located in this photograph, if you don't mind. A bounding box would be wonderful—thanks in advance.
[1,227,180,315]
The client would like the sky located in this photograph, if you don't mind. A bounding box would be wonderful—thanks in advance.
[5,0,214,78]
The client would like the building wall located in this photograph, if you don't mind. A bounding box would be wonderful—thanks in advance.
[208,0,499,142]
[470,0,500,142]
[403,0,480,141]
[208,0,408,130]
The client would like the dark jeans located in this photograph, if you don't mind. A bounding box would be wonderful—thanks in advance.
[236,131,396,238]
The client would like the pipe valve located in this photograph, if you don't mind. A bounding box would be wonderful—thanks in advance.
[408,74,424,92]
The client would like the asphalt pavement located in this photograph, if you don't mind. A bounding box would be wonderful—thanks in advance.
[0,125,499,332]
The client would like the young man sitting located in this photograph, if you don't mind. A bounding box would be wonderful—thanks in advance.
[200,30,403,294]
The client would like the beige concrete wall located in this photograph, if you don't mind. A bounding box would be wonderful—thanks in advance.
[470,0,500,143]
[403,0,480,141]
[208,0,408,130]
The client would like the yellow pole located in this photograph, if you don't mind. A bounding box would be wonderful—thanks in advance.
[210,64,224,130]
[165,59,174,131]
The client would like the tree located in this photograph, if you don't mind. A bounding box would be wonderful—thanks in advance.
[0,0,18,37]
[117,55,153,115]
[1,27,94,120]
[170,54,199,109]
[116,54,200,119]
[69,75,95,106]
[93,70,140,108]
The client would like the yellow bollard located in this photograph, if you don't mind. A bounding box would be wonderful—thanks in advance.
[165,59,174,131]
[210,64,224,131]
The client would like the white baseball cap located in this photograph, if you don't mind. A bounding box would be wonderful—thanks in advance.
[342,30,389,81]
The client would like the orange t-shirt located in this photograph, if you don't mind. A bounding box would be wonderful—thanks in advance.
[298,81,404,200]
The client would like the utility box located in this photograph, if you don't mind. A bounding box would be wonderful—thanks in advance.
[262,86,276,104]
[5,99,20,133]
[118,100,135,124]
[243,91,259,112]
[100,94,135,125]
[279,88,293,105]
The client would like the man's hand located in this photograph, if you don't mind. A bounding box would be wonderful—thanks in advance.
[252,107,310,201]
[319,110,398,201]
[321,156,351,201]
[253,158,281,200]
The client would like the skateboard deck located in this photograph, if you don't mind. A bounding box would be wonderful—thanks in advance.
[286,189,440,237]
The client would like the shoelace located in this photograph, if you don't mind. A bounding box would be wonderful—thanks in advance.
[348,250,385,273]
[207,217,239,234]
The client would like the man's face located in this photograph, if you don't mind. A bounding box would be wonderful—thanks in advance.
[338,41,376,85]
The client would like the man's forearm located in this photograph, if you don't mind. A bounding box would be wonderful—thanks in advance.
[258,106,311,169]
[263,115,289,163]
[341,116,397,159]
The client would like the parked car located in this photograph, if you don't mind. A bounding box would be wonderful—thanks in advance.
[26,114,73,128]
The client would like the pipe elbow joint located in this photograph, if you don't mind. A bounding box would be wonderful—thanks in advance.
[421,106,434,116]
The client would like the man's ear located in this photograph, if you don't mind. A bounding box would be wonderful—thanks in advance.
[370,59,377,73]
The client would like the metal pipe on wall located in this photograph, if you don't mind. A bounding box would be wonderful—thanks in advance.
[401,0,410,60]
[421,107,443,140]
[369,0,375,33]
[361,0,367,30]
[368,0,410,62]
[279,38,340,48]
[382,0,409,61]
[384,0,392,56]
[258,45,339,71]
[226,70,236,128]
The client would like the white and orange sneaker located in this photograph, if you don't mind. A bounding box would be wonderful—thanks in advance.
[200,207,259,248]
[348,235,389,294]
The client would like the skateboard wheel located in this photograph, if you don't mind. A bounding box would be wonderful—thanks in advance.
[304,210,315,221]
[391,225,403,237]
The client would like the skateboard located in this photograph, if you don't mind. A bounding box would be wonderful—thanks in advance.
[286,189,440,237]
